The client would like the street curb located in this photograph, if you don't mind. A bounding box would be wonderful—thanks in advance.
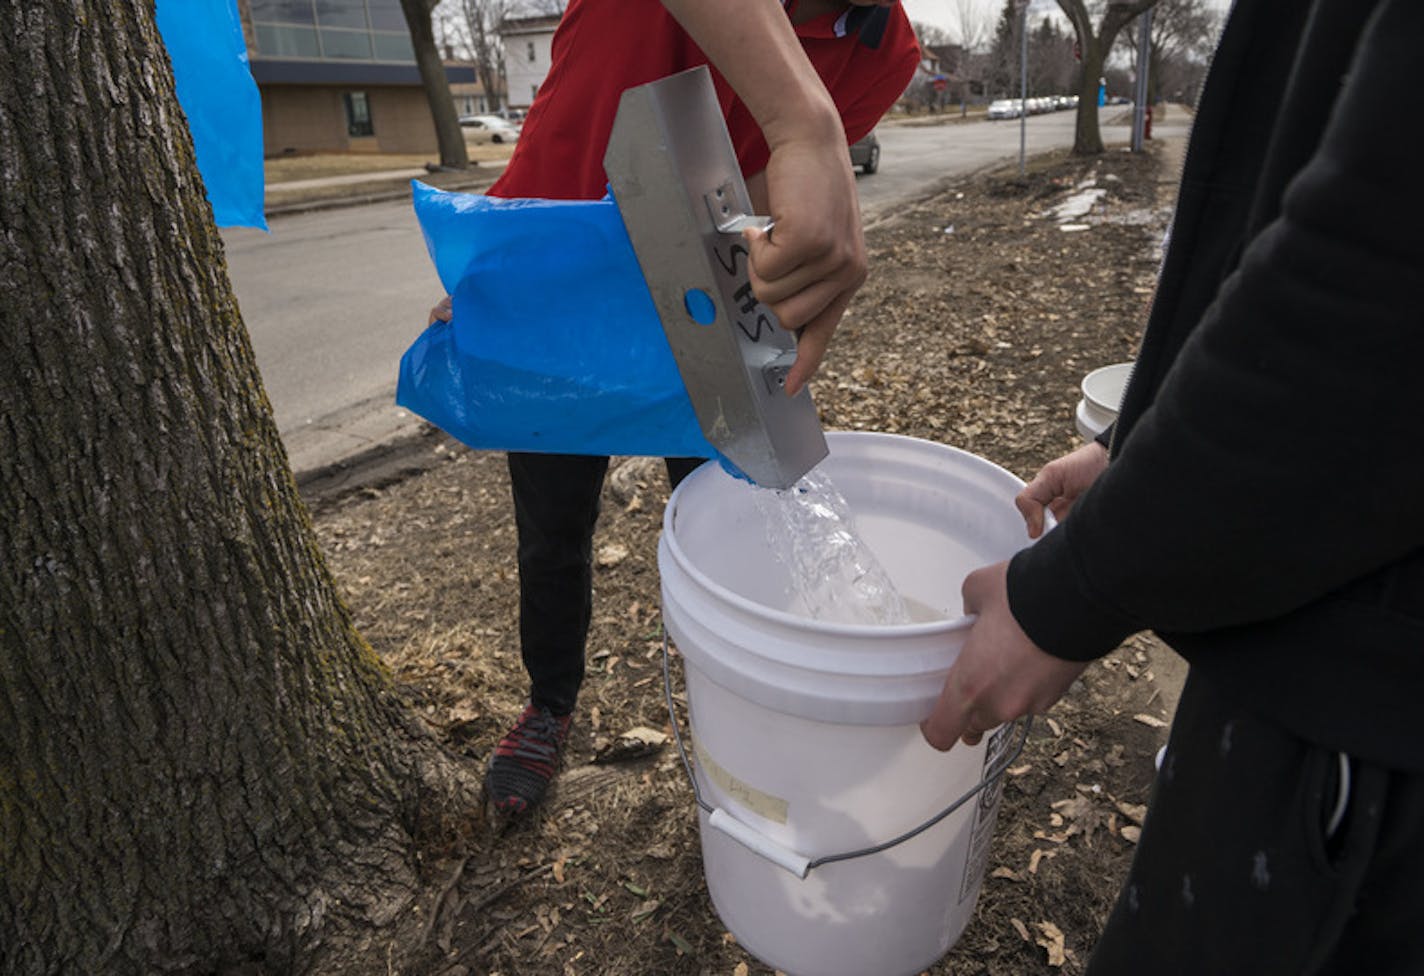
[295,423,461,507]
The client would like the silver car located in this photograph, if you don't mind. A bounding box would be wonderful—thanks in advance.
[849,130,880,174]
[987,99,1020,120]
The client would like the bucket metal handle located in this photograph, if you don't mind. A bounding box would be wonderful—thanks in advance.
[661,630,1031,879]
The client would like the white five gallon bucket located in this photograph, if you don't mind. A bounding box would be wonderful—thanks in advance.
[659,431,1034,976]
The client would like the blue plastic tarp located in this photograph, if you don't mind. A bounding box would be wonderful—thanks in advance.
[397,182,717,460]
[156,0,266,230]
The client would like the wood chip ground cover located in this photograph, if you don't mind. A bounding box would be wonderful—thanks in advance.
[312,139,1183,975]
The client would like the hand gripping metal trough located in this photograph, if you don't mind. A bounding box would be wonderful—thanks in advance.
[603,66,828,490]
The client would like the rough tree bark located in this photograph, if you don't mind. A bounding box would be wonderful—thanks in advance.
[402,0,472,169]
[1056,0,1158,154]
[0,5,476,974]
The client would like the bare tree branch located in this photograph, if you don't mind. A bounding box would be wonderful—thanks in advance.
[952,0,990,52]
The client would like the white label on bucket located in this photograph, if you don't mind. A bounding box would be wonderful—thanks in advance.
[694,737,789,825]
[959,724,1012,904]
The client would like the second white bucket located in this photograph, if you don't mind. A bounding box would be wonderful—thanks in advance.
[1075,361,1134,441]
[659,431,1034,976]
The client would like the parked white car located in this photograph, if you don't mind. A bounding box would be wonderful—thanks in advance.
[459,114,521,144]
[986,99,1020,120]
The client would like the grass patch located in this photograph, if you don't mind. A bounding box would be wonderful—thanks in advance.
[266,141,516,184]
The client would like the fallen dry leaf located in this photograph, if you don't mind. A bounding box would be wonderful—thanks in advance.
[594,725,669,764]
[1028,848,1058,874]
[1036,921,1067,967]
[596,544,629,568]
[1050,792,1107,841]
[1115,801,1147,824]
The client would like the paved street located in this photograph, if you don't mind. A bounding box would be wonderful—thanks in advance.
[859,110,1187,220]
[222,197,442,473]
[224,110,1188,479]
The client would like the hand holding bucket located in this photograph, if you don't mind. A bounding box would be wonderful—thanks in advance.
[920,560,1090,752]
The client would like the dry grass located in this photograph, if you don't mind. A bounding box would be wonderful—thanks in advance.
[265,141,516,185]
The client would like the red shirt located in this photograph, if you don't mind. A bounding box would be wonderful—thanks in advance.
[489,0,920,200]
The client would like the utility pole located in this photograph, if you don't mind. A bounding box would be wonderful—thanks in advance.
[1131,8,1153,152]
[1018,0,1028,177]
[1017,0,1055,177]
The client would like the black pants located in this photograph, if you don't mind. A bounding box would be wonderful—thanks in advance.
[1087,668,1424,975]
[507,451,705,715]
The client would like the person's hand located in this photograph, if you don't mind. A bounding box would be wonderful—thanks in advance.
[743,139,865,397]
[1015,441,1109,539]
[657,0,866,397]
[921,561,1088,751]
[428,295,452,326]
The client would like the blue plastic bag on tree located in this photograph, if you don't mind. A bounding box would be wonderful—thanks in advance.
[397,182,717,460]
[156,0,266,230]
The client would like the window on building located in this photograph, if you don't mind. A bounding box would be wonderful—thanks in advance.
[365,0,406,30]
[344,91,374,137]
[254,23,320,57]
[321,27,373,58]
[250,0,315,25]
[315,0,367,28]
[251,0,415,63]
[372,31,415,61]
[527,41,536,62]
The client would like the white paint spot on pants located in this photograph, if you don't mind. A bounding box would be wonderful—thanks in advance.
[1252,851,1271,890]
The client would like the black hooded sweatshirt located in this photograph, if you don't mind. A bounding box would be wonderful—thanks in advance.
[1007,0,1424,770]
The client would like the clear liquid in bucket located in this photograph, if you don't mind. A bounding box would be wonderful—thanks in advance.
[751,467,914,625]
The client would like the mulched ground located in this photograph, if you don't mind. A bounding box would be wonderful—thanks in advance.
[309,131,1185,976]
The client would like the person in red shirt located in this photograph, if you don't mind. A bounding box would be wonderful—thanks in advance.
[430,0,919,818]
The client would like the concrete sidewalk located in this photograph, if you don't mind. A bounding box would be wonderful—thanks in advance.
[267,167,430,191]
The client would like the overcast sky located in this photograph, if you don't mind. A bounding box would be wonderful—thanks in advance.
[899,0,1233,46]
[898,0,1040,42]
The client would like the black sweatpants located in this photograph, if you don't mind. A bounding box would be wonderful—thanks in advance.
[507,451,704,716]
[1087,668,1424,975]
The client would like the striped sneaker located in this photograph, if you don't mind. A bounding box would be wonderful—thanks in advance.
[485,704,572,817]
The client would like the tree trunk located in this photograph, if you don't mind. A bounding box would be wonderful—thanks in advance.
[1073,41,1108,155]
[1059,0,1158,155]
[0,5,473,973]
[402,0,472,169]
